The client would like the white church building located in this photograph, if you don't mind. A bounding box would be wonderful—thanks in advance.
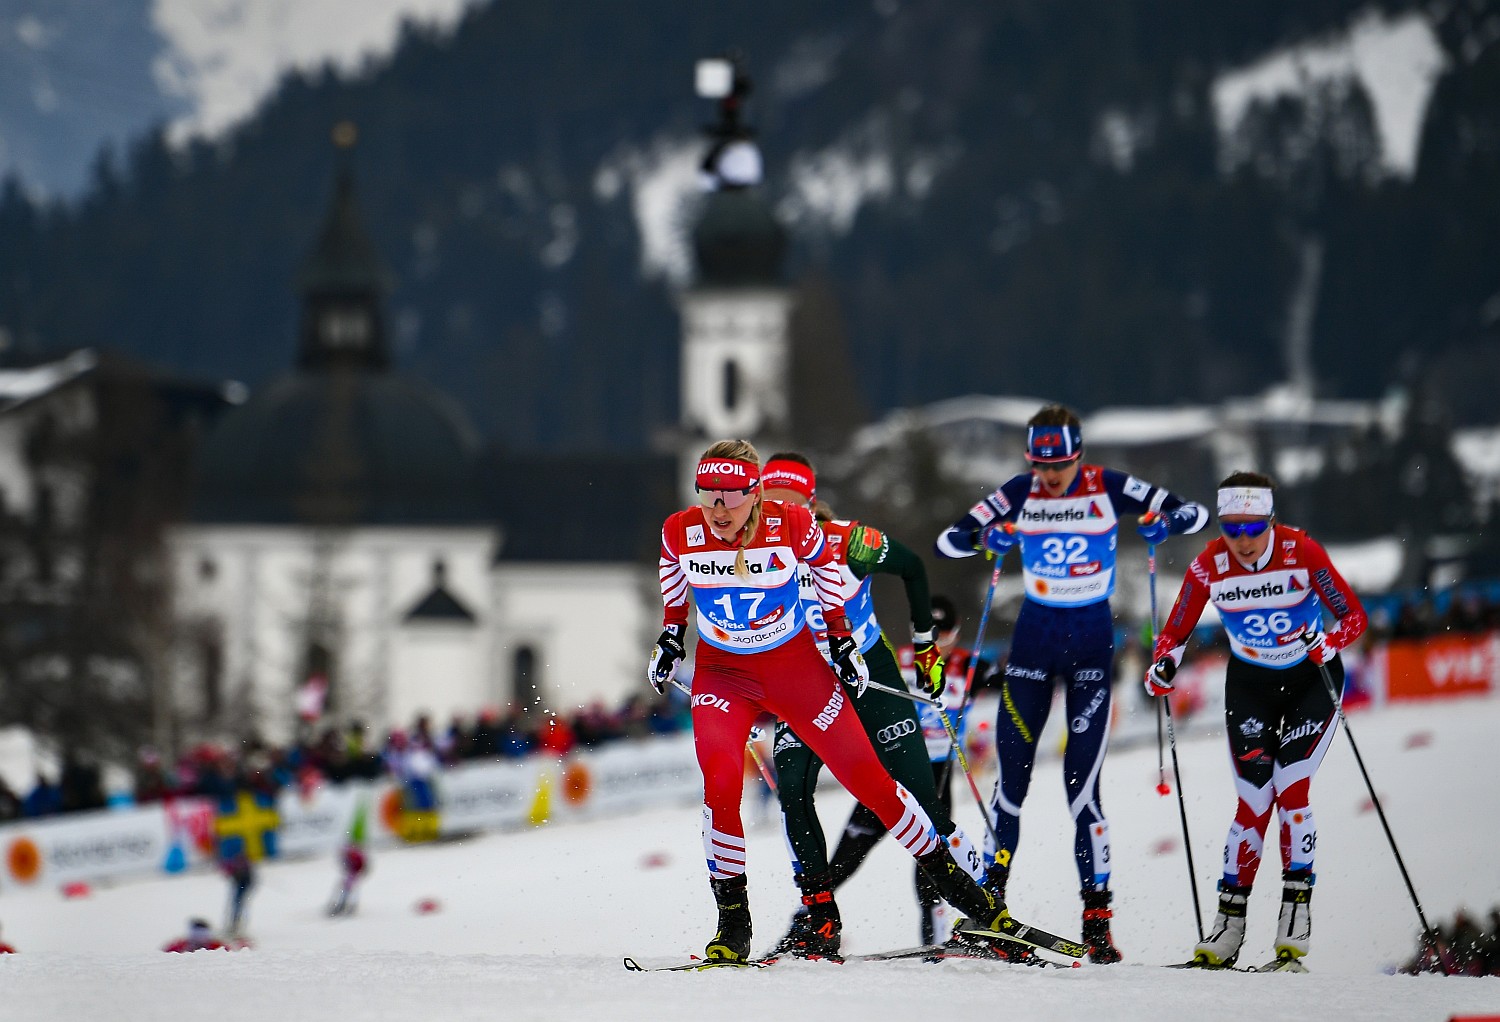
[165,130,791,745]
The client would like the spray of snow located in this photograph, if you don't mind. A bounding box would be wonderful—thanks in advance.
[151,0,480,144]
[1212,9,1448,179]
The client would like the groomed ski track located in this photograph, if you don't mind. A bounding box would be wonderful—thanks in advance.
[1,697,1495,1021]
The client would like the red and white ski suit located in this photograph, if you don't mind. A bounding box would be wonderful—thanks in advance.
[660,499,940,879]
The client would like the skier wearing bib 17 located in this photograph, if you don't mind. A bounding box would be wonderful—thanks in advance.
[650,440,1010,965]
[935,404,1209,964]
[1147,471,1367,973]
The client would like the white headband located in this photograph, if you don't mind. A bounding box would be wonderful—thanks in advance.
[1217,486,1274,518]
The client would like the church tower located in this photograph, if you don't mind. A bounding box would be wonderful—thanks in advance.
[678,56,792,501]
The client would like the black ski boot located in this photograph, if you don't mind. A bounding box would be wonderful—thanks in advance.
[948,864,1037,964]
[769,872,842,960]
[916,846,1005,930]
[1082,888,1122,964]
[705,874,753,963]
[769,910,811,958]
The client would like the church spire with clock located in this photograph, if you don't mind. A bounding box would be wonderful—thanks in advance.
[297,121,393,372]
[678,56,792,502]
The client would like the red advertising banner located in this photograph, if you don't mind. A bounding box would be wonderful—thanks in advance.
[1384,632,1498,702]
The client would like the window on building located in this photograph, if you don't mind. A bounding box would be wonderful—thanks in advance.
[514,645,542,710]
[302,642,336,716]
[722,359,740,412]
[200,628,224,718]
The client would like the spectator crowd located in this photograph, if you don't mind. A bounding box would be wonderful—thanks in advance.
[1400,907,1500,976]
[0,691,690,823]
[6,583,1500,825]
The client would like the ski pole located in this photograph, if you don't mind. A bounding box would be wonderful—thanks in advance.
[1311,656,1438,953]
[1161,694,1204,943]
[744,736,779,795]
[1150,542,1170,797]
[1156,704,1168,795]
[937,560,1005,851]
[863,677,940,706]
[1148,540,1205,943]
[938,703,1003,853]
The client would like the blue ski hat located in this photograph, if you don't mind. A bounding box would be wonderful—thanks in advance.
[1026,423,1082,463]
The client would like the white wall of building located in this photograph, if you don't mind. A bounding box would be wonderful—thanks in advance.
[170,524,497,742]
[388,623,488,728]
[489,563,653,714]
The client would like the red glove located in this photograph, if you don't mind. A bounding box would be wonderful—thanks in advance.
[1301,629,1335,665]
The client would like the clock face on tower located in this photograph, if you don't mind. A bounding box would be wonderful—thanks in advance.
[320,309,371,349]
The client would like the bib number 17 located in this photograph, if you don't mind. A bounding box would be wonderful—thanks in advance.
[714,592,765,622]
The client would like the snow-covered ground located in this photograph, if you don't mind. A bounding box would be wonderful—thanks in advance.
[1,697,1497,1021]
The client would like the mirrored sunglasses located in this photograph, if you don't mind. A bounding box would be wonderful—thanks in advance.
[696,486,757,509]
[1220,519,1270,539]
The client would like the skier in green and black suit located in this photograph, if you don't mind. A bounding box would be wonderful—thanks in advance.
[760,453,991,960]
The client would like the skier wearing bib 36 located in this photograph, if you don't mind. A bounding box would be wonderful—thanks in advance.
[756,454,990,960]
[1147,471,1367,972]
[651,440,1010,965]
[936,404,1209,963]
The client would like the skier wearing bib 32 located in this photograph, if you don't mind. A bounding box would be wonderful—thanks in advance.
[936,404,1209,964]
[651,440,1010,964]
[1147,471,1367,972]
[757,454,990,960]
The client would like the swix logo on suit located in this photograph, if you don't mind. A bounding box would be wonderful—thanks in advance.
[1016,467,1118,607]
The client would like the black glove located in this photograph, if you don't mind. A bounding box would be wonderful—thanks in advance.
[647,625,686,694]
[828,633,871,697]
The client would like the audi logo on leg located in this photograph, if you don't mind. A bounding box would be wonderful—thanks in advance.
[877,719,918,744]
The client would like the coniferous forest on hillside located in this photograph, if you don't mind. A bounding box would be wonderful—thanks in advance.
[0,0,1498,453]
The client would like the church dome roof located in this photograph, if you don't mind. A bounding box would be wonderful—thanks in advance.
[192,369,487,526]
[192,138,488,528]
[691,189,787,287]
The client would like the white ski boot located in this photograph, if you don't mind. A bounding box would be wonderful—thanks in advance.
[1191,883,1251,968]
[1256,871,1312,972]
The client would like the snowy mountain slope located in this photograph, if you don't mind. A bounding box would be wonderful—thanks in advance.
[151,0,478,143]
[0,696,1494,1021]
[0,0,477,195]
